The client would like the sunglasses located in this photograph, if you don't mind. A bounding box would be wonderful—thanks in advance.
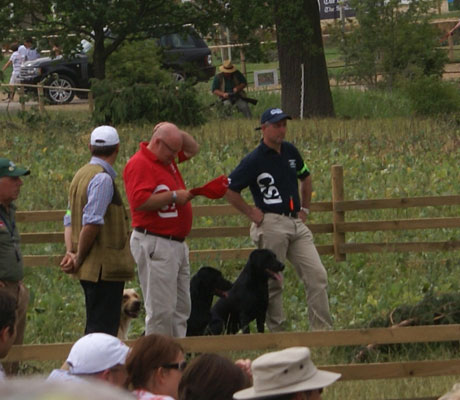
[162,361,187,372]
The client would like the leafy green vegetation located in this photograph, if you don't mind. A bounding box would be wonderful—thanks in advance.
[1,87,459,398]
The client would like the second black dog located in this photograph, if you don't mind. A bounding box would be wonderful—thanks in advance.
[186,266,232,336]
[208,249,284,335]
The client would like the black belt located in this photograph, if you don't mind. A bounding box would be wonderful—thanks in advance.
[134,227,185,243]
[276,211,298,218]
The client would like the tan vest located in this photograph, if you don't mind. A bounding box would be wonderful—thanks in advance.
[69,163,134,282]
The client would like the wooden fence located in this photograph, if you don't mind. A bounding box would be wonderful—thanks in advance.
[18,164,460,268]
[0,82,93,113]
[6,164,460,398]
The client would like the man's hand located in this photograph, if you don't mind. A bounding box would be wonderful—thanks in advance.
[249,207,264,226]
[175,190,194,206]
[299,209,308,223]
[60,251,76,274]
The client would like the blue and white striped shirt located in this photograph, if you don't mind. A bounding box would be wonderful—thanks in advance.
[64,157,116,227]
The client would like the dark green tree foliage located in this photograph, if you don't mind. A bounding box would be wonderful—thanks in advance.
[91,41,205,126]
[338,0,447,87]
[18,0,210,79]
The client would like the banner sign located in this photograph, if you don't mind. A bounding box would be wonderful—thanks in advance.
[318,0,355,20]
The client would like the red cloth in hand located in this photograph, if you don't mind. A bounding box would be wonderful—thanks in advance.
[190,175,229,199]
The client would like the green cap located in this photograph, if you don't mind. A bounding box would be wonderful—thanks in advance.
[0,158,30,178]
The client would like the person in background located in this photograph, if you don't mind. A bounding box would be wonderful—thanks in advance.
[0,290,17,380]
[47,333,129,387]
[233,347,341,400]
[123,122,199,337]
[18,38,39,61]
[2,44,24,101]
[0,158,30,374]
[211,60,251,118]
[60,126,134,336]
[225,108,333,332]
[178,353,250,400]
[126,334,186,400]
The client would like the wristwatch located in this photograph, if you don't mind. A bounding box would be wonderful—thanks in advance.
[171,191,177,206]
[300,207,310,215]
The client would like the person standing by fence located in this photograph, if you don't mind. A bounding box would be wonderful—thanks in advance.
[123,122,199,338]
[225,108,333,332]
[60,126,134,336]
[0,158,30,374]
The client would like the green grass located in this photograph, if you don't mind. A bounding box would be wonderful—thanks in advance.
[1,91,460,398]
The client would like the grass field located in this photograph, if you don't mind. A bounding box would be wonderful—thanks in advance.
[1,93,460,398]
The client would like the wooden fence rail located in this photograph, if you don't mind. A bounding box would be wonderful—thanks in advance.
[17,165,460,267]
[5,325,460,385]
[0,82,94,113]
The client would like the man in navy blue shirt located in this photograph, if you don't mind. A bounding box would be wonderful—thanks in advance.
[226,108,332,331]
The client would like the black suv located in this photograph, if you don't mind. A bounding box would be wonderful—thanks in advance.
[19,30,215,104]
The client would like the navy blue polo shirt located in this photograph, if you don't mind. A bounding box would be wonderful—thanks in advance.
[228,140,310,214]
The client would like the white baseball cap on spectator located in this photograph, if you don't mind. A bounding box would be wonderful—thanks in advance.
[90,126,120,146]
[67,333,129,375]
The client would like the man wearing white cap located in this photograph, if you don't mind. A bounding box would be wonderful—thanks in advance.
[233,347,340,400]
[48,332,129,388]
[60,126,134,336]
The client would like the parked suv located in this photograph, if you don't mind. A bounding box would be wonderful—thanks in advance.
[19,29,215,104]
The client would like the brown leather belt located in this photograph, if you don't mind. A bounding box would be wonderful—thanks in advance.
[134,227,185,243]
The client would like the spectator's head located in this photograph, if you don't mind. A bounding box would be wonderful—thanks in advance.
[89,126,120,158]
[178,353,250,400]
[233,347,340,400]
[0,290,17,358]
[9,43,19,52]
[66,333,129,388]
[0,378,134,400]
[439,383,460,400]
[24,38,33,48]
[126,334,185,399]
[219,60,236,77]
[148,122,183,165]
[0,158,30,206]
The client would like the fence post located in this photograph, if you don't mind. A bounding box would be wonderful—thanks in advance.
[331,164,346,261]
[19,85,25,112]
[37,84,45,114]
[88,91,94,113]
[448,34,454,62]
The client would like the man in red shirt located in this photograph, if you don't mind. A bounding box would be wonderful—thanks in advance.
[123,122,199,337]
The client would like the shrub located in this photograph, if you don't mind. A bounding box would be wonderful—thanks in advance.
[92,79,206,126]
[92,40,206,126]
[333,0,447,88]
[401,76,460,115]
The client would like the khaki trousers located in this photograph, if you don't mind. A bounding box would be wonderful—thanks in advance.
[250,213,332,331]
[1,280,29,374]
[130,230,191,338]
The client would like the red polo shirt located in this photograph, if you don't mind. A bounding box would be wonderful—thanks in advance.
[123,142,193,238]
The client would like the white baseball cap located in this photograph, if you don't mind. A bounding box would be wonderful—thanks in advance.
[67,333,129,375]
[90,126,120,146]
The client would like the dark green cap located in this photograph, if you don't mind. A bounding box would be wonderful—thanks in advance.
[0,158,30,178]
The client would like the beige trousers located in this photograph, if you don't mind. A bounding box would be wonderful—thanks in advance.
[130,230,191,338]
[250,213,332,331]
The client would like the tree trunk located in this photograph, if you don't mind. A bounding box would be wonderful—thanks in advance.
[274,0,334,118]
[92,26,106,80]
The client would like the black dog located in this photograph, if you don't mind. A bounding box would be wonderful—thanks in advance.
[186,266,232,336]
[208,249,284,335]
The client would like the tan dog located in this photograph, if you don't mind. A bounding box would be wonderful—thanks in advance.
[118,288,142,340]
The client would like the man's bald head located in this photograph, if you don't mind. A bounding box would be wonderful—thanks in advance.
[148,122,183,165]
